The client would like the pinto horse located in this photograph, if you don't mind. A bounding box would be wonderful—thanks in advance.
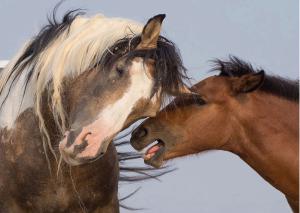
[0,10,189,212]
[131,57,299,212]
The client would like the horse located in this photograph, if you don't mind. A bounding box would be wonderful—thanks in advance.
[131,57,299,212]
[0,9,190,212]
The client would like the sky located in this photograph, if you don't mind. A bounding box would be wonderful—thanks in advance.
[0,0,298,212]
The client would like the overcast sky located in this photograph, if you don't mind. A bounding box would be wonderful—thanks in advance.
[0,0,298,212]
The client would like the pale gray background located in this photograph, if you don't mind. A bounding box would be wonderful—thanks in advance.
[0,0,298,212]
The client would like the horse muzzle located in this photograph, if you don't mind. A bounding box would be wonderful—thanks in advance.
[130,123,166,168]
[59,127,112,166]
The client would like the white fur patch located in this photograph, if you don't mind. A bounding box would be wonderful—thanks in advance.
[96,59,154,138]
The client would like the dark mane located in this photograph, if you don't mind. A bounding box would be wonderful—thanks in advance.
[0,9,84,106]
[14,10,83,73]
[114,135,172,210]
[213,56,299,102]
[1,8,173,209]
[1,10,189,108]
[100,36,189,98]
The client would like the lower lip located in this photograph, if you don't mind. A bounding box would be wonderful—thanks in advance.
[144,152,156,160]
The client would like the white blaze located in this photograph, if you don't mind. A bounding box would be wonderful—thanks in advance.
[98,59,153,132]
[74,59,154,159]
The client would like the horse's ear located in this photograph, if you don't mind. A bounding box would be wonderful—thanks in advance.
[232,71,265,93]
[136,14,166,50]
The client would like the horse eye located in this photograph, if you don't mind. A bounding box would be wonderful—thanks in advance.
[189,95,206,106]
[195,97,206,105]
[116,67,125,77]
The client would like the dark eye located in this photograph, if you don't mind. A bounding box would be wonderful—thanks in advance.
[172,94,206,108]
[116,67,125,77]
[193,96,206,105]
[190,94,207,105]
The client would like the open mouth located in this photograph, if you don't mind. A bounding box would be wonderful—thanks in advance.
[143,139,165,167]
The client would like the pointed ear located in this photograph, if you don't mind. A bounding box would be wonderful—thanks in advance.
[136,14,166,50]
[232,71,265,93]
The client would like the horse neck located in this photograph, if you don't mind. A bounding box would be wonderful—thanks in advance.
[228,92,299,200]
[0,104,120,211]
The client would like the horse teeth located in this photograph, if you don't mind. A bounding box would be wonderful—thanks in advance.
[143,153,155,160]
[139,142,156,154]
[138,148,147,154]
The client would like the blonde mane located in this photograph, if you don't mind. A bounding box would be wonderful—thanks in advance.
[0,12,142,163]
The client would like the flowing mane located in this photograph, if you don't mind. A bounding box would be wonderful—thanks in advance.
[0,11,175,210]
[0,10,144,166]
[0,10,188,132]
[0,8,185,173]
[213,56,299,102]
[0,11,143,130]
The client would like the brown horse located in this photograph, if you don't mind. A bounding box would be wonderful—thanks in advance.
[131,57,299,212]
[0,9,188,212]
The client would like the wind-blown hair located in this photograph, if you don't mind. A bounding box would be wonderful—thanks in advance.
[0,11,143,159]
[115,137,173,210]
[100,36,189,98]
[0,10,178,208]
[0,10,188,162]
[212,56,299,102]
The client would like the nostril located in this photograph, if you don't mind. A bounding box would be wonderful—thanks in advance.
[82,132,92,141]
[136,127,148,138]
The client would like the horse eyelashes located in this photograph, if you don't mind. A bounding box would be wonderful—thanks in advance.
[173,96,206,108]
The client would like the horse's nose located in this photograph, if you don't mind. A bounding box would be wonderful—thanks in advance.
[130,125,150,150]
[66,128,82,147]
[132,126,148,139]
